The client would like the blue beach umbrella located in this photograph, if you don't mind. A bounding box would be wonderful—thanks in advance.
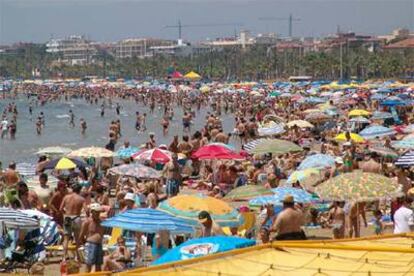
[359,125,396,140]
[371,111,393,120]
[152,236,256,265]
[297,154,335,170]
[249,187,314,207]
[115,147,140,159]
[102,208,195,234]
[392,139,414,150]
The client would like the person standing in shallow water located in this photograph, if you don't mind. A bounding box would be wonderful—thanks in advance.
[80,118,87,135]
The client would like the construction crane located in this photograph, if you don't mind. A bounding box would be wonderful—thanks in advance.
[258,14,301,37]
[164,20,244,41]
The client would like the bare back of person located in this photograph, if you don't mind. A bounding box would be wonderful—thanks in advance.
[62,193,85,216]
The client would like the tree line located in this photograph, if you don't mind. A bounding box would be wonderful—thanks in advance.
[0,44,413,80]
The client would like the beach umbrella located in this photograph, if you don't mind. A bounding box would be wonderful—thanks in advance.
[243,139,270,153]
[349,117,370,123]
[192,145,244,160]
[392,139,414,149]
[314,171,402,202]
[359,126,396,140]
[35,146,72,157]
[0,208,39,229]
[184,71,201,79]
[381,97,405,106]
[348,109,371,117]
[102,208,194,234]
[43,157,87,170]
[257,122,285,136]
[370,94,387,100]
[224,185,273,201]
[335,133,365,143]
[108,163,160,179]
[395,151,414,167]
[285,169,323,192]
[249,187,314,207]
[115,147,140,159]
[371,111,393,120]
[132,148,172,164]
[249,139,302,155]
[303,109,321,114]
[287,120,314,129]
[69,147,114,158]
[207,142,236,151]
[152,236,255,265]
[305,112,330,122]
[368,146,398,159]
[297,154,335,170]
[158,194,242,227]
[16,162,36,177]
[402,124,414,134]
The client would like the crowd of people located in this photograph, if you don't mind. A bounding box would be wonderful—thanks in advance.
[1,80,414,273]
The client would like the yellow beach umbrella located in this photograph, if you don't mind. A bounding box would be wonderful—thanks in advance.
[55,157,77,170]
[349,109,371,117]
[184,71,201,79]
[158,194,241,227]
[335,132,365,143]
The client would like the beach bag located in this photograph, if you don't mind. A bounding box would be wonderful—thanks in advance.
[0,227,12,250]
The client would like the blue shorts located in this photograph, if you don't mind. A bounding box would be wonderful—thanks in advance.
[84,242,103,266]
[166,179,180,196]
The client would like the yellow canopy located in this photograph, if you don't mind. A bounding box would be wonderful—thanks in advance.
[348,109,371,117]
[55,157,76,170]
[335,132,365,143]
[119,234,414,276]
[184,71,201,79]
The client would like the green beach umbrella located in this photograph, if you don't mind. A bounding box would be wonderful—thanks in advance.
[224,185,274,201]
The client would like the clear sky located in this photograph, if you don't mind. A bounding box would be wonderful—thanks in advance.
[0,0,413,44]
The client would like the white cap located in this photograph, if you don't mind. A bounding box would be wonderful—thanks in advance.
[335,157,344,164]
[89,203,103,212]
[124,193,135,202]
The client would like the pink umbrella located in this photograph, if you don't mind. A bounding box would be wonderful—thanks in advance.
[132,148,172,164]
[192,145,245,160]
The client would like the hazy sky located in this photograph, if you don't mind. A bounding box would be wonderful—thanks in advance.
[0,0,413,44]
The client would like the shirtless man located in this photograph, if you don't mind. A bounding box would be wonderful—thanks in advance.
[177,136,192,156]
[79,203,105,272]
[182,112,191,132]
[348,202,367,238]
[48,181,67,226]
[60,184,85,260]
[271,195,306,240]
[328,201,346,239]
[162,154,181,197]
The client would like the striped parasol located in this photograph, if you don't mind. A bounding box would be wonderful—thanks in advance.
[102,208,195,234]
[392,139,414,149]
[395,151,414,167]
[16,162,36,177]
[0,208,39,229]
[243,139,270,153]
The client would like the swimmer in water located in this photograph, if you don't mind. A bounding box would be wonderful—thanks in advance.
[69,109,75,128]
[80,118,87,135]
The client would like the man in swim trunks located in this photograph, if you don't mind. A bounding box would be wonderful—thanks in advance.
[60,184,85,261]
